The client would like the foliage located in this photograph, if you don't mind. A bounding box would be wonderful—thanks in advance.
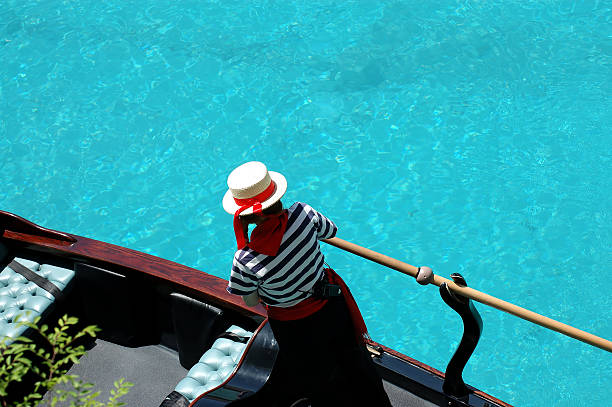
[0,314,133,407]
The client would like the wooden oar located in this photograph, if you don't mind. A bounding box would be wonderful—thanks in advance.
[322,237,612,353]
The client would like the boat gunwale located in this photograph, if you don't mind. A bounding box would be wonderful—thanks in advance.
[1,213,267,319]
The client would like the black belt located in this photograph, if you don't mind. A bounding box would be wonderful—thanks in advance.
[312,273,342,298]
[9,260,65,301]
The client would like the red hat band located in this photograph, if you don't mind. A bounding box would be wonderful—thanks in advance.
[232,181,277,250]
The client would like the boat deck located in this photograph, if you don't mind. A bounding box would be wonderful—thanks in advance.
[46,339,187,407]
[47,338,437,407]
[383,381,437,407]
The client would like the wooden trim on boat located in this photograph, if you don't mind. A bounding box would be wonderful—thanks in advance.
[1,212,266,320]
[0,211,76,245]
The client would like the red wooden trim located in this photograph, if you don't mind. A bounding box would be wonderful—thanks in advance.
[190,319,269,406]
[0,210,76,245]
[3,230,76,248]
[366,339,515,407]
[1,227,265,319]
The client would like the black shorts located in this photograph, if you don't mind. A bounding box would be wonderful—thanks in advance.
[232,296,391,407]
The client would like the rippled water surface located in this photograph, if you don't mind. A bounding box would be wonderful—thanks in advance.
[1,1,610,405]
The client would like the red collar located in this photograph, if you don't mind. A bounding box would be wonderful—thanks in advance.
[240,211,288,256]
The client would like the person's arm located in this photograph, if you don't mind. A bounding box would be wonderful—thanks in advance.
[242,291,261,307]
[227,255,259,302]
[303,203,338,239]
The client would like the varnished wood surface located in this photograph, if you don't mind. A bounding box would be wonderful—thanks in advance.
[1,212,265,319]
[0,210,76,245]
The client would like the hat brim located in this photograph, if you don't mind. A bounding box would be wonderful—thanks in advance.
[222,171,287,215]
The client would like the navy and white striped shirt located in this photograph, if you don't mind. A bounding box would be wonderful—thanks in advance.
[227,202,337,307]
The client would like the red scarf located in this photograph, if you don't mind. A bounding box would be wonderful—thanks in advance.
[234,181,286,254]
[248,211,288,256]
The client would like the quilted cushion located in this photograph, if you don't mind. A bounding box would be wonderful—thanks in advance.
[0,258,74,342]
[174,325,252,402]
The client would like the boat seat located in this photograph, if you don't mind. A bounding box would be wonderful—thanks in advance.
[0,258,74,343]
[162,325,253,406]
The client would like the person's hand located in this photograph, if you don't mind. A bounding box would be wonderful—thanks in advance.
[242,291,261,307]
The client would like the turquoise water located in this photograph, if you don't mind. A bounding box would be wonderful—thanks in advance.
[1,0,610,405]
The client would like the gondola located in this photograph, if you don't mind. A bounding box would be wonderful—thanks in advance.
[0,210,512,407]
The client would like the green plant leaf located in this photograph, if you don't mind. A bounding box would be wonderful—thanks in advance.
[0,314,133,407]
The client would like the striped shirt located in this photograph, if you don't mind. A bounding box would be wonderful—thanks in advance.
[227,202,337,307]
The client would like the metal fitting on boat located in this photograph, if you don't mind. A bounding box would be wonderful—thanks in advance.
[416,266,434,285]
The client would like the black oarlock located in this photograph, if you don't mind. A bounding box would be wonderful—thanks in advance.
[439,273,483,400]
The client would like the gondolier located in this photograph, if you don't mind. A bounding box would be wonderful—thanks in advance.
[222,161,391,406]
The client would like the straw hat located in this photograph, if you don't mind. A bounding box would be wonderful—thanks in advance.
[222,161,287,215]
